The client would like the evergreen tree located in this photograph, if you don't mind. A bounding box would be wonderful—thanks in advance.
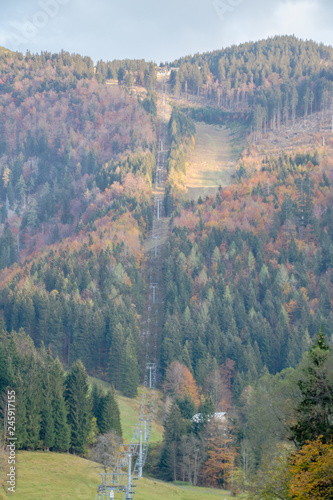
[193,395,215,435]
[0,223,16,270]
[97,388,122,436]
[108,323,125,390]
[27,198,39,228]
[176,394,196,420]
[91,383,103,419]
[291,328,333,447]
[51,358,70,452]
[159,401,189,481]
[52,392,71,452]
[120,336,139,398]
[39,379,55,450]
[65,360,92,453]
[0,343,13,393]
[24,356,43,449]
[15,379,28,449]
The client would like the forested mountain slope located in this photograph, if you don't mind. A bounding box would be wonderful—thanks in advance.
[0,50,156,426]
[0,37,333,499]
[155,95,333,494]
[169,36,333,137]
[0,49,158,462]
[162,145,333,386]
[0,50,154,266]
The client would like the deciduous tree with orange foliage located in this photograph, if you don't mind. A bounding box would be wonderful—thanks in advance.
[164,361,200,407]
[201,416,237,489]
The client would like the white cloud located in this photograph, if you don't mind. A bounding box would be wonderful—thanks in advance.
[273,0,319,37]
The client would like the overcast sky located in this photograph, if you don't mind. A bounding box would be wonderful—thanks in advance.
[0,0,332,63]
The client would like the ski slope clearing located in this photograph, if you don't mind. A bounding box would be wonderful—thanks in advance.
[186,123,243,199]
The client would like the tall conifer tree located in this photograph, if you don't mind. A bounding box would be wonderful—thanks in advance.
[65,360,92,453]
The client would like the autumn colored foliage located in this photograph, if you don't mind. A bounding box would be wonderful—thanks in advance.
[164,361,200,407]
[0,50,154,266]
[201,418,237,489]
[288,438,333,500]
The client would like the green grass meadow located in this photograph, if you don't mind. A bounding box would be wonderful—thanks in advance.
[0,379,242,499]
[1,451,243,500]
[88,377,164,443]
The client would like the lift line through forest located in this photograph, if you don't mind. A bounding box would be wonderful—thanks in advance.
[95,75,168,499]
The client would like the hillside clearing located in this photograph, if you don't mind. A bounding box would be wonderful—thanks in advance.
[3,451,244,500]
[2,452,100,500]
[186,122,244,199]
[88,376,164,443]
[253,111,333,160]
